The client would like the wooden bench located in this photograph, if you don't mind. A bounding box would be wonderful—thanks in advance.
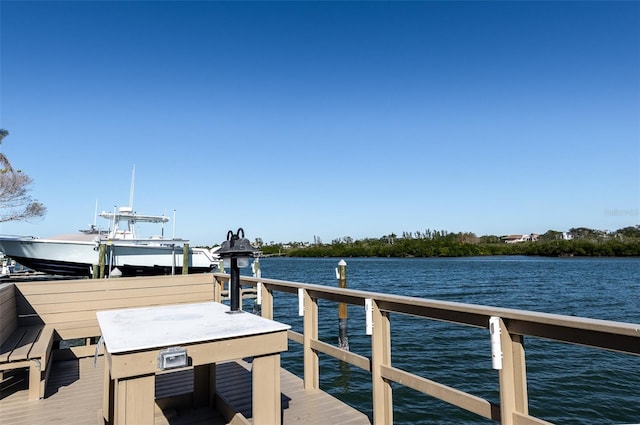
[0,284,54,401]
[2,274,215,400]
[14,273,216,358]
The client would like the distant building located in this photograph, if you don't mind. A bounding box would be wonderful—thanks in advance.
[562,232,573,240]
[501,234,539,244]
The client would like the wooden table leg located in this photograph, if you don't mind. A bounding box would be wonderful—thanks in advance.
[193,363,216,407]
[114,374,155,425]
[102,363,113,424]
[252,354,281,425]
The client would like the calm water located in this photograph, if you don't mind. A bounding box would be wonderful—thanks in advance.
[248,256,639,425]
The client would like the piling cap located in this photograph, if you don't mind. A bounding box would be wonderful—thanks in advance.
[338,259,347,266]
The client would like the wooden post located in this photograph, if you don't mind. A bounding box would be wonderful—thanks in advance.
[193,364,215,407]
[103,357,113,423]
[497,317,529,425]
[98,244,106,279]
[260,283,274,320]
[252,354,282,425]
[115,374,155,424]
[337,259,349,350]
[512,334,528,414]
[213,276,225,303]
[182,243,189,275]
[302,289,319,390]
[371,299,393,425]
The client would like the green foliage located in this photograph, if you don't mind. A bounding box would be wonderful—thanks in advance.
[280,227,640,258]
[617,225,640,238]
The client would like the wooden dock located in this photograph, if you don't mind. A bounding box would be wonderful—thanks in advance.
[2,273,638,425]
[0,356,370,425]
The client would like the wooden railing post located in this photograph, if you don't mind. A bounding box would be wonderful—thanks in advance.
[213,275,225,302]
[512,334,528,415]
[497,317,529,424]
[371,299,393,425]
[210,275,635,425]
[260,283,274,320]
[303,289,319,390]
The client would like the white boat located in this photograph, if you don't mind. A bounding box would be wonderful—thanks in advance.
[0,206,220,277]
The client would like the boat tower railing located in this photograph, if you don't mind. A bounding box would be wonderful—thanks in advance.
[212,272,639,425]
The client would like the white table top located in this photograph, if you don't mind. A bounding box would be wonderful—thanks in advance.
[97,302,290,354]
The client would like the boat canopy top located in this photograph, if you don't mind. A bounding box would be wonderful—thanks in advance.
[98,207,170,224]
[99,207,170,240]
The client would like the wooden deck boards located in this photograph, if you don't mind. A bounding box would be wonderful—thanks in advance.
[0,356,370,425]
[217,359,371,425]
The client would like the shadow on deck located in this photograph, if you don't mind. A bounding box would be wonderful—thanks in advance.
[0,356,370,425]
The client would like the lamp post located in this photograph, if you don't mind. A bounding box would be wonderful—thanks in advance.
[218,228,257,313]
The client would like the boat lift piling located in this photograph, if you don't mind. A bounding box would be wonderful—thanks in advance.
[98,244,106,279]
[336,259,349,350]
[182,243,189,274]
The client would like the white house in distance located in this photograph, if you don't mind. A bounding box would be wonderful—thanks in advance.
[501,234,540,244]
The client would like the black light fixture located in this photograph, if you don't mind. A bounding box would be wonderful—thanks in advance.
[218,228,257,313]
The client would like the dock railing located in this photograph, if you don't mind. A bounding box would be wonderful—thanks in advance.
[212,272,640,425]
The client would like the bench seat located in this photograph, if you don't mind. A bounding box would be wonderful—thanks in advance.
[0,324,54,401]
[3,274,217,399]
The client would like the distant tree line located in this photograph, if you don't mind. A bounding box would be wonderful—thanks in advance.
[258,226,640,258]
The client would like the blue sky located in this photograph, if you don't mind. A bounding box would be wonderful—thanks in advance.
[0,1,638,246]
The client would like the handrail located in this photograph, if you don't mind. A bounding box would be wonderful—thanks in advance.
[213,273,639,425]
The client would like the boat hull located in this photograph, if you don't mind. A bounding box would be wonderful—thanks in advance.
[0,237,217,277]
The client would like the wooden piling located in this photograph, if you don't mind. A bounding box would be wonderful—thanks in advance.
[337,259,349,350]
[98,244,106,279]
[182,243,189,275]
